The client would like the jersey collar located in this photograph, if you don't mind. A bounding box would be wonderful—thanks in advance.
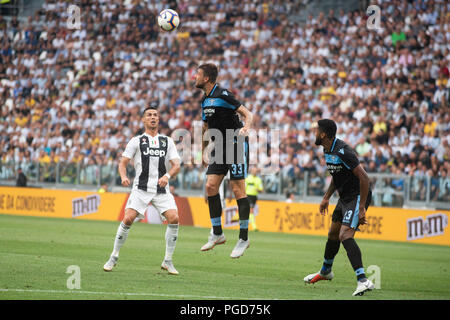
[144,132,159,139]
[330,138,337,152]
[208,83,218,97]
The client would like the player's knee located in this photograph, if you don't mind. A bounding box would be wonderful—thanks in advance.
[339,230,353,242]
[231,185,245,199]
[205,182,219,196]
[328,231,339,242]
[122,216,134,227]
[165,211,179,224]
[168,213,179,224]
[123,209,137,226]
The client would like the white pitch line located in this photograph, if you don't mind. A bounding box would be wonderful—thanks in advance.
[0,288,273,300]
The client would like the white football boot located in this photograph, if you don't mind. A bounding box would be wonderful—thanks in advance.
[103,255,118,272]
[161,260,179,275]
[201,230,226,251]
[230,239,250,258]
[352,278,375,296]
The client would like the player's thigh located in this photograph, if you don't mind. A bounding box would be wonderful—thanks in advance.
[152,193,179,224]
[205,172,226,196]
[125,190,152,222]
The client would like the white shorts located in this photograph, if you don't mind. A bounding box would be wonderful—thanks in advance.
[125,189,178,220]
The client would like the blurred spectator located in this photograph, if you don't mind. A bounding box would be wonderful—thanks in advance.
[98,184,108,194]
[0,0,448,206]
[16,167,27,187]
[285,191,295,203]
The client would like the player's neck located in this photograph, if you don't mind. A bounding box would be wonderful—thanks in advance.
[323,139,333,152]
[145,128,158,137]
[204,82,216,96]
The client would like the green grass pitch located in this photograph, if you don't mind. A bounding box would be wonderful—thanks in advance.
[1,214,449,300]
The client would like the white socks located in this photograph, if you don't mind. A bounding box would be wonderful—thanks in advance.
[111,222,179,262]
[164,224,179,261]
[112,222,130,257]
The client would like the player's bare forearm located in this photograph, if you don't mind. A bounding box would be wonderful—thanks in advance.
[237,105,253,134]
[353,164,370,207]
[323,178,336,200]
[118,157,130,179]
[118,157,131,186]
[202,121,209,153]
[158,159,181,188]
[168,159,181,178]
[319,178,335,215]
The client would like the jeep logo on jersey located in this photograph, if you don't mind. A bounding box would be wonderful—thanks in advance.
[143,147,166,157]
[407,213,448,241]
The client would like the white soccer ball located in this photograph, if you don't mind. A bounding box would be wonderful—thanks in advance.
[157,9,180,32]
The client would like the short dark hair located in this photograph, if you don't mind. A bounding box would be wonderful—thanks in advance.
[198,63,218,83]
[142,106,158,116]
[317,119,337,138]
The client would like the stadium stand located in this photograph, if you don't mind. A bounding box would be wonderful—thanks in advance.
[0,0,449,208]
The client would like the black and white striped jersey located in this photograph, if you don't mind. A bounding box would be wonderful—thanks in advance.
[122,133,180,194]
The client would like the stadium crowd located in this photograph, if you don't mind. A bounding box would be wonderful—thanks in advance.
[0,0,449,204]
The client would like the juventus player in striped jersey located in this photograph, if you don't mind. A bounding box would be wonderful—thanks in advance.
[103,106,181,275]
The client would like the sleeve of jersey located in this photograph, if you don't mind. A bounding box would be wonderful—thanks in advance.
[122,137,137,159]
[167,138,181,161]
[338,146,360,171]
[220,89,241,110]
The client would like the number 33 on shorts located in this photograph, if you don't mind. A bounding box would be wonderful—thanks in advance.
[231,164,243,175]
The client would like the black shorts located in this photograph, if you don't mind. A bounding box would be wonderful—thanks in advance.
[247,195,257,208]
[206,137,249,180]
[332,191,372,229]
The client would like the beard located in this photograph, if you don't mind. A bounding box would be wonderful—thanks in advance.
[314,136,323,146]
[195,81,205,89]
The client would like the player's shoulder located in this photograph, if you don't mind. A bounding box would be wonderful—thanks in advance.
[156,132,170,139]
[213,85,234,98]
[214,85,242,107]
[333,138,350,153]
[156,133,176,144]
[128,134,142,144]
[335,138,359,160]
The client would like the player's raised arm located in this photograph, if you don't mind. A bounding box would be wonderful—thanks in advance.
[236,105,253,136]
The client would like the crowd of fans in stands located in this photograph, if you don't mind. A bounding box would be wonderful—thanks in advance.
[0,0,448,203]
